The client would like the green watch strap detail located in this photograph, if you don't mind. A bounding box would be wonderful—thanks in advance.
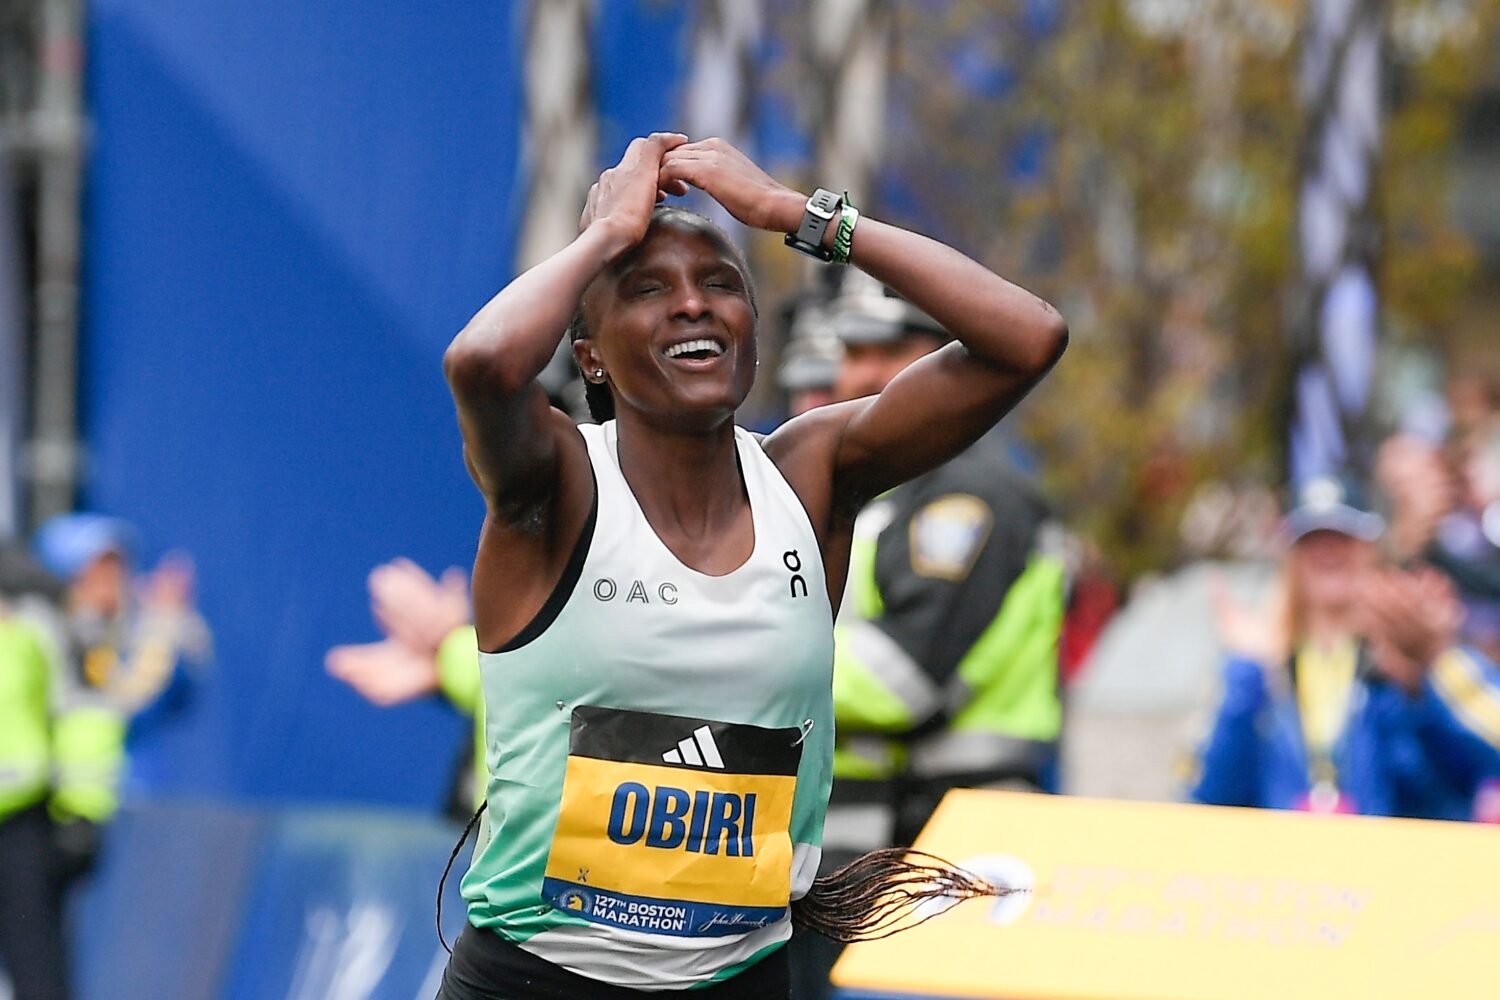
[832,197,859,264]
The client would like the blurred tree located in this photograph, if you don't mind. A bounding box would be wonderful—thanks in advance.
[779,0,1499,580]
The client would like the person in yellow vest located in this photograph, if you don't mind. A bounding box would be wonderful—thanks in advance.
[0,542,124,1000]
[823,285,1066,854]
[27,514,210,794]
[789,285,1067,1000]
[325,558,483,811]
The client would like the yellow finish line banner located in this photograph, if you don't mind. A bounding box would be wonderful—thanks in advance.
[832,791,1500,1000]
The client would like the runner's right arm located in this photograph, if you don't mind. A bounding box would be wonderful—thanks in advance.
[444,133,687,504]
[442,133,687,648]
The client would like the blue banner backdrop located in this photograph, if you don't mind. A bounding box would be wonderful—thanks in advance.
[81,0,743,806]
[82,0,526,805]
[80,0,812,806]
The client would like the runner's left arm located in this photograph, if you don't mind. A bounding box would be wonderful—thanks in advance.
[660,138,1067,512]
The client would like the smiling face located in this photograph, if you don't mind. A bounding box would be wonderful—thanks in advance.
[1289,530,1374,621]
[574,213,757,431]
[72,549,127,618]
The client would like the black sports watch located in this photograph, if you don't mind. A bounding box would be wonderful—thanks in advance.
[784,188,843,261]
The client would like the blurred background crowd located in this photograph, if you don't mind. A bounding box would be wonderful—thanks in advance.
[2,1,1500,998]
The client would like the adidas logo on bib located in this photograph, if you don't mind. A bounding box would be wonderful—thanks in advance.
[662,725,725,769]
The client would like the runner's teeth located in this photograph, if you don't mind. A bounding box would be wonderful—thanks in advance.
[664,339,724,359]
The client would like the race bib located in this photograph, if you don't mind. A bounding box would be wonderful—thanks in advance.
[542,705,801,938]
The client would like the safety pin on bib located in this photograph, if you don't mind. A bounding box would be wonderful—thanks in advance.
[792,718,815,746]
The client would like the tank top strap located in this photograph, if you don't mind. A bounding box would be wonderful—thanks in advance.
[731,427,776,515]
[732,427,824,583]
[577,422,632,540]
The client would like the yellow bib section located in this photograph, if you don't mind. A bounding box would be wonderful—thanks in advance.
[540,705,802,938]
[547,758,796,906]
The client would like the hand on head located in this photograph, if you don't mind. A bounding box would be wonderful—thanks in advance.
[578,132,689,245]
[658,137,804,233]
[1358,566,1461,694]
[579,134,803,246]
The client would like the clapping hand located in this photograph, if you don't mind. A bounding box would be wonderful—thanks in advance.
[1375,436,1456,561]
[368,558,470,657]
[1359,567,1462,694]
[142,552,196,613]
[326,640,441,706]
[326,557,472,707]
[1210,573,1285,667]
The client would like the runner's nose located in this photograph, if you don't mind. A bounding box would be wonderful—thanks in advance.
[670,285,710,322]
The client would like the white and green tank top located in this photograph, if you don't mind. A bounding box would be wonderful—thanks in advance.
[462,420,835,991]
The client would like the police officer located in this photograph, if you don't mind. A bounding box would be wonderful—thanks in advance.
[826,282,1066,851]
[0,540,124,1000]
[788,283,1066,999]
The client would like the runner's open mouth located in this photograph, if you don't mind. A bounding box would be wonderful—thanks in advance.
[663,337,727,361]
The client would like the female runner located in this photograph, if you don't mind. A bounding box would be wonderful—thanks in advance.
[438,133,1067,998]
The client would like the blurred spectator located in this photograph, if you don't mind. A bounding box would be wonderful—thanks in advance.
[1379,425,1500,662]
[1446,374,1498,444]
[325,558,482,815]
[1191,477,1500,819]
[1056,540,1118,688]
[0,538,119,1000]
[1062,479,1281,803]
[28,514,211,797]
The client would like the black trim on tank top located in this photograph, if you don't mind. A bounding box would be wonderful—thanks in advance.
[484,476,598,655]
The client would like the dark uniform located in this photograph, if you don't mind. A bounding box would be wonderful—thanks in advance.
[828,427,1064,852]
[788,283,1066,1000]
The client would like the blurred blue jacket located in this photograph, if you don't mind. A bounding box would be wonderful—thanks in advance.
[1191,647,1500,820]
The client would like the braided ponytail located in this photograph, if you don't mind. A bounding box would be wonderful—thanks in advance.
[791,847,1020,942]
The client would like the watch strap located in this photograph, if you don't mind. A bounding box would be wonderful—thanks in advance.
[783,188,842,261]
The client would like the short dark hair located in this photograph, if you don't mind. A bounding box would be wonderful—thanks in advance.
[569,206,758,423]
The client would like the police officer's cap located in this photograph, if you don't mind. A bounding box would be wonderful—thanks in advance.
[829,288,947,346]
[778,333,843,392]
[778,298,843,392]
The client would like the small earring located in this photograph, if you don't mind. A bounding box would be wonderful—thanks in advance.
[593,369,605,380]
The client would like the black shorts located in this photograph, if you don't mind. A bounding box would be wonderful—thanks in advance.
[436,924,790,999]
